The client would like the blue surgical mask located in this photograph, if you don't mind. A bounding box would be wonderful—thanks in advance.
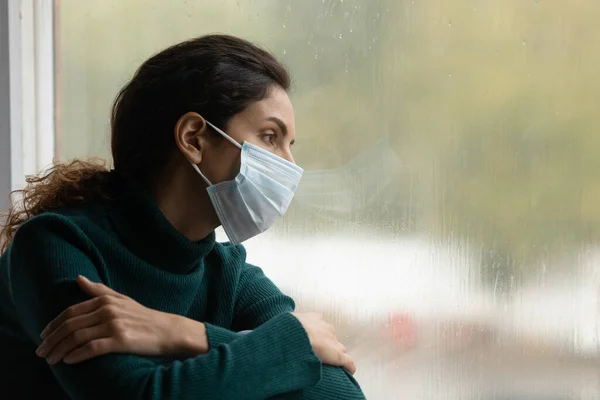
[191,121,303,245]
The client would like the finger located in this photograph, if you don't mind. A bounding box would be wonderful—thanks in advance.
[335,341,349,358]
[45,324,112,365]
[328,324,336,335]
[338,352,355,373]
[63,338,116,364]
[77,276,125,299]
[41,296,113,339]
[323,343,353,368]
[336,348,353,365]
[42,298,102,339]
[345,360,357,375]
[37,310,103,357]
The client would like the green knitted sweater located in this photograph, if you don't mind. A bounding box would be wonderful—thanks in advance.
[0,184,365,400]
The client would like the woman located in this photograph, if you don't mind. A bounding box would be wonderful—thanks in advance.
[0,35,365,399]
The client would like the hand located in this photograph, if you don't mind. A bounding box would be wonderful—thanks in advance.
[36,276,208,364]
[291,312,356,375]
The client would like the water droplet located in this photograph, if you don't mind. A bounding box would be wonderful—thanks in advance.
[283,49,287,55]
[315,54,319,60]
[283,23,286,28]
[339,34,343,39]
[350,28,353,33]
[522,40,527,46]
[448,20,452,27]
[448,73,452,78]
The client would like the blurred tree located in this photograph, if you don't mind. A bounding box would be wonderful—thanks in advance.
[56,0,600,287]
[375,0,600,286]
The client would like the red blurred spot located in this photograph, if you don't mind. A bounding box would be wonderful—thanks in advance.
[387,312,417,349]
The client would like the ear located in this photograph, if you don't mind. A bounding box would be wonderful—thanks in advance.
[174,112,209,164]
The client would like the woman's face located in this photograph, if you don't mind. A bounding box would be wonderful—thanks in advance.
[227,85,296,162]
[177,85,297,185]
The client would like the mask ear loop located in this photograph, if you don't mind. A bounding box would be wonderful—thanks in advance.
[190,163,212,186]
[205,120,242,149]
[190,119,243,187]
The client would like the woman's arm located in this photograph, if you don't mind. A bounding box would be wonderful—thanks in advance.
[8,214,322,400]
[232,262,299,330]
[35,278,365,400]
[213,263,367,399]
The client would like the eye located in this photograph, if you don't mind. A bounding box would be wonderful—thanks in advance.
[261,132,276,146]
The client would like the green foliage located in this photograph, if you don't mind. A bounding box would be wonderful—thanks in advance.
[57,0,600,286]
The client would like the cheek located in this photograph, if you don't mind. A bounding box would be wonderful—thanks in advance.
[225,152,242,179]
[203,148,241,183]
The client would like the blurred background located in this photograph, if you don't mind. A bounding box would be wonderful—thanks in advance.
[5,0,600,398]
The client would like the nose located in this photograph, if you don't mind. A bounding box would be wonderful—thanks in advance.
[281,149,295,164]
[277,145,295,164]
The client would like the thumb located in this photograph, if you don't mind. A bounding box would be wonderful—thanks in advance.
[77,275,117,298]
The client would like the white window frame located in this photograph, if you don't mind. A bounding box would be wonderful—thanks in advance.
[0,0,11,211]
[1,0,55,206]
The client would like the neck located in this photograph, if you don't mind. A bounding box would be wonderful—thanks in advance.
[150,164,220,242]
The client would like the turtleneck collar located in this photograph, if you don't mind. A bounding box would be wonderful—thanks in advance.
[108,181,216,274]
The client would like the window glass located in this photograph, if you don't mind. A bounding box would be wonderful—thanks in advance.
[56,1,600,397]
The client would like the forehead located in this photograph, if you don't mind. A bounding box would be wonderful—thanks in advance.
[236,86,295,130]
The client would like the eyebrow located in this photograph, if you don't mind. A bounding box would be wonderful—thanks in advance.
[267,117,295,145]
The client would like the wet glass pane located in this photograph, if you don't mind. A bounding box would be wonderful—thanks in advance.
[56,1,600,398]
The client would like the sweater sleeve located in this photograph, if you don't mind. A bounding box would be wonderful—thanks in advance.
[7,214,321,400]
[205,263,366,400]
[203,325,365,400]
[200,263,298,347]
[232,263,299,331]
